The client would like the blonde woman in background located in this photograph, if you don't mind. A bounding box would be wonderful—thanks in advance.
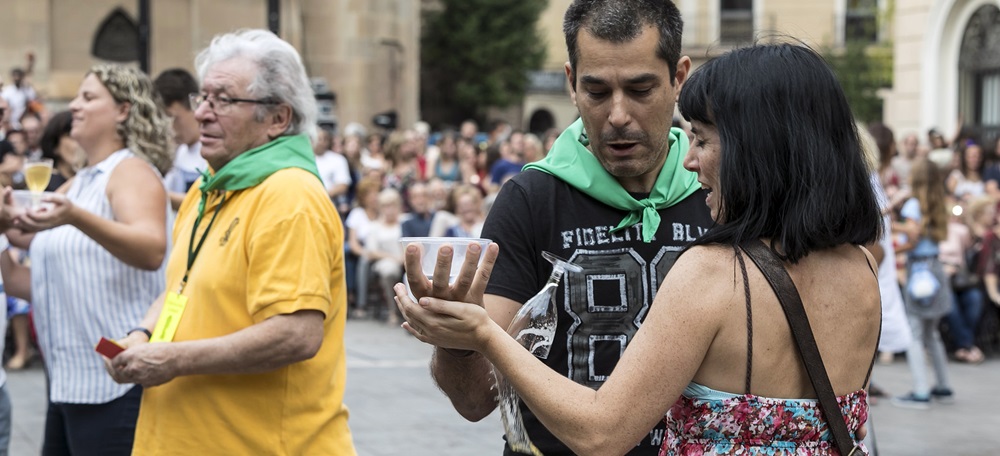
[346,177,382,317]
[444,185,484,238]
[861,123,912,399]
[865,123,913,358]
[1,64,172,455]
[366,188,405,324]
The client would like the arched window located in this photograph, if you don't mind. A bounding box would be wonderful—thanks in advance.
[91,8,140,62]
[528,109,555,136]
[958,5,1000,151]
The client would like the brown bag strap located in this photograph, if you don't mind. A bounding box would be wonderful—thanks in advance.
[740,239,859,456]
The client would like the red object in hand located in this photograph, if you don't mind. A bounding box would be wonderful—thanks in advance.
[95,337,125,359]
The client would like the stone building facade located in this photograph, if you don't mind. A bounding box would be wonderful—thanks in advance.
[0,0,421,133]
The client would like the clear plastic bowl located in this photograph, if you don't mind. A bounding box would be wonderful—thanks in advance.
[10,190,56,213]
[399,236,492,289]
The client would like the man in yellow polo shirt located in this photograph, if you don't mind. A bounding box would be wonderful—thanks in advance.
[105,29,356,455]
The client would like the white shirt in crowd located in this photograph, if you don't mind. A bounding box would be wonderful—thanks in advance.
[163,142,207,194]
[314,150,351,195]
[345,207,375,246]
[1,85,36,130]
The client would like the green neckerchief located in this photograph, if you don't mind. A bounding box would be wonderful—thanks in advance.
[523,118,700,243]
[196,134,322,217]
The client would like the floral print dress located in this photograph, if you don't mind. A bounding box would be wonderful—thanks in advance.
[660,247,874,455]
[661,389,869,455]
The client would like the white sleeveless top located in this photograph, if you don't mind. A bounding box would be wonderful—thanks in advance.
[31,149,169,404]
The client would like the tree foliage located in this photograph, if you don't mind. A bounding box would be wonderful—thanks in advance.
[824,42,893,124]
[823,0,894,123]
[421,0,548,127]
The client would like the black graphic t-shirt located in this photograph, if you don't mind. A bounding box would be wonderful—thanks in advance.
[484,170,714,455]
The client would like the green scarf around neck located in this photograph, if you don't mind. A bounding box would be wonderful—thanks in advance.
[523,118,700,243]
[197,134,322,216]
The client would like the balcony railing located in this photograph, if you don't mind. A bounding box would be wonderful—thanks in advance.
[720,10,754,45]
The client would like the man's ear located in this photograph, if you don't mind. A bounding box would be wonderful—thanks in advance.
[673,56,692,97]
[266,104,293,139]
[564,62,577,108]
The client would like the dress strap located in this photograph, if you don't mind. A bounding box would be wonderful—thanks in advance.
[861,245,883,388]
[734,246,753,395]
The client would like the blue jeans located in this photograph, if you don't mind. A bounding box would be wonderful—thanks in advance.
[947,286,984,349]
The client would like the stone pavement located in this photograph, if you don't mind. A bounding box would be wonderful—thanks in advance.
[6,319,1000,455]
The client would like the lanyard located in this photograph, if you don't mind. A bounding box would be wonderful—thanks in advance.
[179,192,227,293]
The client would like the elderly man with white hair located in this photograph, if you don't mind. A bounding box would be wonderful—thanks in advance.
[106,29,356,455]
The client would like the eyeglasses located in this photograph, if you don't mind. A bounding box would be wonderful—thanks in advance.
[188,93,277,115]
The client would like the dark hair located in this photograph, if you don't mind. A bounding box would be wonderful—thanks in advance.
[153,68,199,108]
[679,43,881,263]
[0,140,14,160]
[867,121,895,170]
[40,110,74,165]
[488,119,508,133]
[564,0,683,87]
[958,141,984,176]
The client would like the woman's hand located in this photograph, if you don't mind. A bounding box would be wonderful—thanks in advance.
[394,283,498,353]
[14,193,76,232]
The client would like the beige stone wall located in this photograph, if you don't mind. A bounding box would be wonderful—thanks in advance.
[0,0,55,96]
[883,0,933,137]
[0,0,419,133]
[539,0,573,71]
[300,0,421,131]
[763,0,838,46]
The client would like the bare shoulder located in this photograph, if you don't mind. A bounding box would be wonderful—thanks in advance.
[108,157,167,194]
[824,244,879,278]
[664,244,739,283]
[658,244,743,309]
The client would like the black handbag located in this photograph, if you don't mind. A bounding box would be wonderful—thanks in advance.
[741,240,871,456]
[950,246,981,292]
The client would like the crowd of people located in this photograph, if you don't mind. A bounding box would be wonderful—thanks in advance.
[323,116,555,322]
[866,120,1000,409]
[0,0,992,454]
